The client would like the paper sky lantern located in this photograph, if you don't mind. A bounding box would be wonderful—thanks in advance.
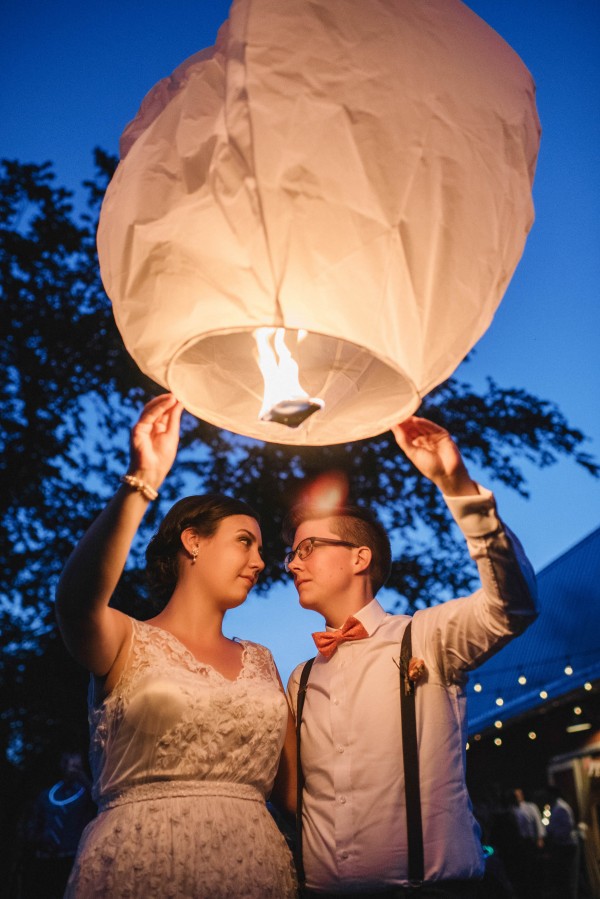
[97,0,540,445]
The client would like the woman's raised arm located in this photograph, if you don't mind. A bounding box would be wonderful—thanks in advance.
[56,394,183,676]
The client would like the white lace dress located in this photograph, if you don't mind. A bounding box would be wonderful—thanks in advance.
[65,619,297,898]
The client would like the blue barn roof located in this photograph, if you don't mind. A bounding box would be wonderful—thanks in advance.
[467,526,600,735]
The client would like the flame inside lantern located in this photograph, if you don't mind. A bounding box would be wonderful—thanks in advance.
[254,328,324,428]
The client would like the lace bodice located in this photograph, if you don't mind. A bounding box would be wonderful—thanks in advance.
[67,619,297,897]
[88,619,288,808]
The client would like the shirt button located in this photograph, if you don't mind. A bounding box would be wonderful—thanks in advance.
[333,698,339,705]
[336,745,345,754]
[340,851,349,859]
[339,795,347,804]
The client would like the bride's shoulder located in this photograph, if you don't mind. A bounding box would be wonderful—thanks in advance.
[237,639,281,682]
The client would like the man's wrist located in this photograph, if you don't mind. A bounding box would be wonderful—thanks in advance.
[435,473,480,497]
[444,485,500,537]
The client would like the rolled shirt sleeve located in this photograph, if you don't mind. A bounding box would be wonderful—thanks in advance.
[415,485,538,684]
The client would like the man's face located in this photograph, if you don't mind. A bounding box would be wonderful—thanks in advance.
[287,517,358,615]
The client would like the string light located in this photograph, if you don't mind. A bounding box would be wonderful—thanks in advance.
[467,646,599,717]
[468,688,595,747]
[468,646,598,689]
[566,722,592,733]
[473,664,594,706]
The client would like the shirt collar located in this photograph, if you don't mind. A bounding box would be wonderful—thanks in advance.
[325,598,387,636]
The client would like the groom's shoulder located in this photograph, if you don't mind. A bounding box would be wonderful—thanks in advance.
[288,656,315,688]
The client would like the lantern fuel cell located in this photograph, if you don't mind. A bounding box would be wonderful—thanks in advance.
[98,0,540,445]
[261,399,324,428]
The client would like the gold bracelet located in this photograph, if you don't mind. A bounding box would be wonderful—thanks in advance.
[120,474,159,501]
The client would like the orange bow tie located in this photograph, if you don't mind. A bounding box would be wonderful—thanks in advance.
[312,616,369,659]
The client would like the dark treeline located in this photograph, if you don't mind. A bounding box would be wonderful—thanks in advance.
[1,153,597,871]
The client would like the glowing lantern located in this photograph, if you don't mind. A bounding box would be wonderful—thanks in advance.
[97,0,540,445]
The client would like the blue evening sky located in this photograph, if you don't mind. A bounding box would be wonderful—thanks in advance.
[2,1,599,680]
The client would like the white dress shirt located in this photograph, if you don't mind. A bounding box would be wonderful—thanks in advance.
[515,800,545,842]
[287,487,537,891]
[547,797,577,846]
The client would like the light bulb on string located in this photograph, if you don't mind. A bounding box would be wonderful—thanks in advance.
[566,722,592,733]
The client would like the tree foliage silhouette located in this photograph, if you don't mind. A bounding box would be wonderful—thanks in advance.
[1,152,597,777]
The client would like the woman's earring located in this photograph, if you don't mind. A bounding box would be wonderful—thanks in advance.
[191,548,198,565]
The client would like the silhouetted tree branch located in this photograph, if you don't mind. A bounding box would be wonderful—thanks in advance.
[1,154,597,772]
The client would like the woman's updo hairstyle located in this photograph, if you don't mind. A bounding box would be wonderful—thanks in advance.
[145,493,260,599]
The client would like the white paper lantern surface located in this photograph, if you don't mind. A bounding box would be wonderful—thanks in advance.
[98,0,540,445]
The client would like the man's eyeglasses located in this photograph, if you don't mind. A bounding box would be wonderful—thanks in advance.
[284,537,359,571]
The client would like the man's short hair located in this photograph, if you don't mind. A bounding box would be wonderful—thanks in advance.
[282,504,392,595]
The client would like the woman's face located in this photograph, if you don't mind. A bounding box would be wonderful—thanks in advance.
[194,514,265,608]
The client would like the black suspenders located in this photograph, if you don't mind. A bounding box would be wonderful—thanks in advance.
[295,620,424,887]
[399,620,424,883]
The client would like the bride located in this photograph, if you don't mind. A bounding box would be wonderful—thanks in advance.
[56,394,297,898]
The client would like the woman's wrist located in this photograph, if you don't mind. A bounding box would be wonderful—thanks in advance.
[121,469,166,501]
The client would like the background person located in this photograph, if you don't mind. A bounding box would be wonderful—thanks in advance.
[16,752,95,899]
[545,786,579,899]
[510,786,544,899]
[513,787,545,850]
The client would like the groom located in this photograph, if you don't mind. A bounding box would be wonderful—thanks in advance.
[285,416,538,898]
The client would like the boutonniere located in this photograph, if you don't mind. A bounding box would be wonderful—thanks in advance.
[395,655,427,694]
